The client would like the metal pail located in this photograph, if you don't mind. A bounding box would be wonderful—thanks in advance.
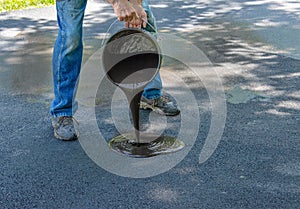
[102,28,161,88]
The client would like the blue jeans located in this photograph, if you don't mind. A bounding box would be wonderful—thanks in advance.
[50,0,162,117]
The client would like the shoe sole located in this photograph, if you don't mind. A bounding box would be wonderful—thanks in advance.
[54,131,79,141]
[140,101,180,116]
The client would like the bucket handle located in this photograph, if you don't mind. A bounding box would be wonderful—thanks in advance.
[101,18,159,47]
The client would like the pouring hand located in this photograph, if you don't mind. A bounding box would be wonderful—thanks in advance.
[109,0,137,22]
[125,0,147,29]
[109,0,147,27]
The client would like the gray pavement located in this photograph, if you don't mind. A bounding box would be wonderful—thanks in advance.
[0,0,300,208]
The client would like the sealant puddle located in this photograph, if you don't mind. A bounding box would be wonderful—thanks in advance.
[109,132,185,158]
[225,86,270,104]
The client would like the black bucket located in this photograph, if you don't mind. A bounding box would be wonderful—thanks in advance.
[102,28,161,89]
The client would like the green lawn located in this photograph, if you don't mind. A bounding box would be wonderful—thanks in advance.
[0,0,55,12]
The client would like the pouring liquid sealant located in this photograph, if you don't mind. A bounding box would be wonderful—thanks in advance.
[109,87,185,158]
[120,82,145,143]
[103,29,185,158]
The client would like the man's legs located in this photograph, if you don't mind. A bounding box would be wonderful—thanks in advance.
[141,0,180,116]
[141,0,162,100]
[50,0,87,140]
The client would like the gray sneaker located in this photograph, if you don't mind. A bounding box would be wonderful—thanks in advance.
[51,116,79,141]
[140,94,180,116]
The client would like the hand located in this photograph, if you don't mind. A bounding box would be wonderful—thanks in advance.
[125,0,147,28]
[110,0,147,28]
[110,0,137,22]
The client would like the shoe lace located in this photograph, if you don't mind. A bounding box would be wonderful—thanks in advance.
[57,116,79,126]
[160,95,170,102]
[155,95,171,106]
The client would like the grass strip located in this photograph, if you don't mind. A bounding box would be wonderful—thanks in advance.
[0,0,55,12]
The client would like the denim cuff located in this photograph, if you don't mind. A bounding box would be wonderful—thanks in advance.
[142,89,162,100]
